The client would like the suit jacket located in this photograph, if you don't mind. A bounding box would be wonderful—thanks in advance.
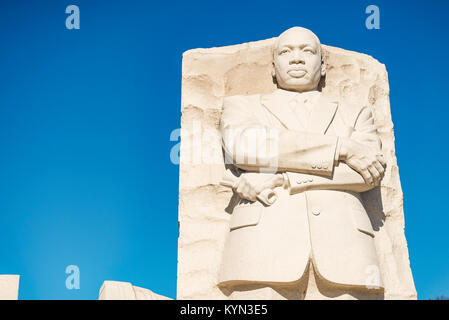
[218,88,383,289]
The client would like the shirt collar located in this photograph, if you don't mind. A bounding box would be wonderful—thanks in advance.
[275,88,321,105]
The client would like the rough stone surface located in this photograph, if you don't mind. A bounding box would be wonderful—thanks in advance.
[99,281,172,300]
[177,37,416,300]
[0,275,20,300]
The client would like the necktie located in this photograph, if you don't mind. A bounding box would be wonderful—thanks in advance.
[289,96,310,131]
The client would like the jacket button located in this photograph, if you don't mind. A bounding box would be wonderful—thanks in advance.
[311,164,316,169]
[312,209,320,216]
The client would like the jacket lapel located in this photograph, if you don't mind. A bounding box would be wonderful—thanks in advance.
[260,89,305,130]
[307,94,338,134]
[261,89,338,135]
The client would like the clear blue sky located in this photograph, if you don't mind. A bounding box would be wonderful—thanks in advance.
[0,0,447,300]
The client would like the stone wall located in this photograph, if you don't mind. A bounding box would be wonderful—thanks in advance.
[0,275,20,300]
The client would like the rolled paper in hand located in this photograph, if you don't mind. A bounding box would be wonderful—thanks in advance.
[257,188,277,206]
[219,172,277,206]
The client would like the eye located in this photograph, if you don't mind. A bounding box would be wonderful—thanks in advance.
[279,49,290,55]
[304,48,315,54]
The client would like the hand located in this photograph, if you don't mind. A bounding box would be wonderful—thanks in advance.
[235,173,284,202]
[339,138,386,186]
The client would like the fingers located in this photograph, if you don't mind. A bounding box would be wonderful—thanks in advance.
[376,153,386,168]
[350,159,373,185]
[236,176,257,201]
[360,168,374,186]
[347,149,387,186]
[236,174,279,202]
[349,159,375,186]
[367,163,381,186]
[373,160,385,179]
[369,154,386,185]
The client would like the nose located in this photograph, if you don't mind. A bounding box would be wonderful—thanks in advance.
[289,49,305,64]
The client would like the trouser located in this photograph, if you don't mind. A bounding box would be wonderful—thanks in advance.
[225,261,384,300]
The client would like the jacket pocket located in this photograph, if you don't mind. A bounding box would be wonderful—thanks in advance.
[229,202,263,231]
[351,209,375,237]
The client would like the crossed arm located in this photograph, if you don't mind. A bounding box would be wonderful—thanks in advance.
[220,96,386,198]
[285,106,386,194]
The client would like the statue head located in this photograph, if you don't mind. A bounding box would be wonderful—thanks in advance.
[272,27,325,92]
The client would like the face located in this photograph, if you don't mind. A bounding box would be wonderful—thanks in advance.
[273,28,324,92]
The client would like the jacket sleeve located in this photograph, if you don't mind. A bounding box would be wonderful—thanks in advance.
[286,106,383,194]
[220,95,339,176]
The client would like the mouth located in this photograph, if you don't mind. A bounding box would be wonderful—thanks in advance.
[287,69,307,77]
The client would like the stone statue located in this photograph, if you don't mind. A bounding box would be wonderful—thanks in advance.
[177,26,416,300]
[217,27,387,299]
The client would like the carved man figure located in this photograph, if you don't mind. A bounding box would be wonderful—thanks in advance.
[218,27,386,299]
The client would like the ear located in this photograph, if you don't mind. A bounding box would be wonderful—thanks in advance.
[320,60,326,77]
[271,47,277,79]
